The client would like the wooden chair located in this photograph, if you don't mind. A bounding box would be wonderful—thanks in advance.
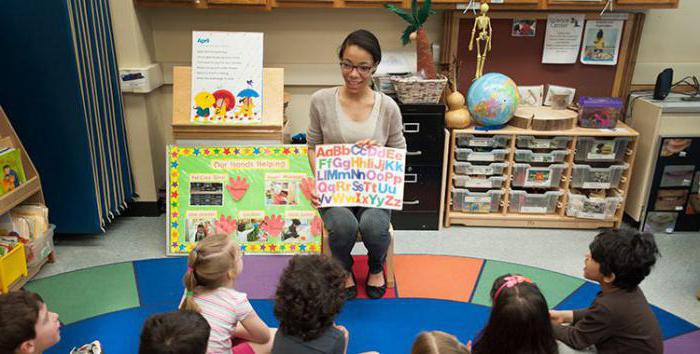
[321,224,395,288]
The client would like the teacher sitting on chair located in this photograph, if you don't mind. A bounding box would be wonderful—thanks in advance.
[306,29,406,300]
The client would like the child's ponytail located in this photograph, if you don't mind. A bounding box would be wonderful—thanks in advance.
[180,247,201,312]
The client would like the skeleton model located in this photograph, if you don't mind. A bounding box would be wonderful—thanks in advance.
[469,2,492,80]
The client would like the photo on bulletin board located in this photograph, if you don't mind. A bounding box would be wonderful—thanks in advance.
[512,19,536,37]
[580,20,623,66]
[644,212,678,234]
[167,145,321,256]
[660,165,695,188]
[654,189,689,212]
[660,138,693,157]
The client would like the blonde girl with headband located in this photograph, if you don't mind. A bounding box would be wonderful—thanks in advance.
[471,274,559,354]
[180,234,275,354]
[411,331,470,354]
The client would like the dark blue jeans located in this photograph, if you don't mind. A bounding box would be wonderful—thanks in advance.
[320,207,391,275]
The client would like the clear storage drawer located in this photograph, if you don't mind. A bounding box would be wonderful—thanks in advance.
[514,149,568,163]
[452,188,503,213]
[508,190,562,214]
[566,190,622,220]
[453,175,506,189]
[456,134,510,148]
[512,163,567,188]
[575,137,632,163]
[453,162,508,176]
[455,148,509,162]
[516,136,572,149]
[570,164,627,189]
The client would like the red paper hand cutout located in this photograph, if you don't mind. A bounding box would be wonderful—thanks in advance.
[300,177,316,202]
[227,176,249,201]
[311,216,323,237]
[215,215,237,235]
[261,214,285,237]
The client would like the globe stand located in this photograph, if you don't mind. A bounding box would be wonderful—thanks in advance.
[474,124,506,131]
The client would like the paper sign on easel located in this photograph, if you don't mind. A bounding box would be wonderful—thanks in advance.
[315,144,406,210]
[191,31,263,124]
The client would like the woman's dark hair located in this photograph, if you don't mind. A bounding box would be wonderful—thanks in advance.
[338,29,382,65]
[472,274,558,354]
[589,228,660,291]
[274,254,346,341]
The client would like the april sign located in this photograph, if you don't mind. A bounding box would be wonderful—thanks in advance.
[315,144,406,210]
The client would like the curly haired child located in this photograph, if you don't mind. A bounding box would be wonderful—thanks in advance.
[550,229,662,354]
[272,254,348,354]
[180,234,275,354]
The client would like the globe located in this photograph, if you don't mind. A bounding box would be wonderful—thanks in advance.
[467,73,520,127]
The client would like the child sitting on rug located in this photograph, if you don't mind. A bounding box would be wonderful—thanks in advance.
[550,229,662,354]
[411,331,470,354]
[180,234,275,354]
[471,274,558,354]
[139,310,210,354]
[272,254,349,354]
[0,290,61,354]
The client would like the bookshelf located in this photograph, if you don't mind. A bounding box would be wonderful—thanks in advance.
[0,106,55,293]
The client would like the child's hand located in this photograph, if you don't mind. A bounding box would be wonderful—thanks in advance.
[549,310,573,325]
[466,340,472,352]
[354,139,378,149]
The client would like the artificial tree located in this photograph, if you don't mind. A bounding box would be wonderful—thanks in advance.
[385,0,438,79]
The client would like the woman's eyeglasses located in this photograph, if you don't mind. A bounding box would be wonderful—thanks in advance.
[339,61,373,75]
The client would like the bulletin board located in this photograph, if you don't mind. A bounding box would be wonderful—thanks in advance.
[166,145,321,256]
[443,11,645,101]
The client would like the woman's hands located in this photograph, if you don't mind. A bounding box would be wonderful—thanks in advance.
[354,139,378,149]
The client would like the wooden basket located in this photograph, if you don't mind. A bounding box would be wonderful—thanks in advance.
[392,75,448,104]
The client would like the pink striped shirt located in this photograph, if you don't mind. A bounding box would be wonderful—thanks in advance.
[193,287,254,354]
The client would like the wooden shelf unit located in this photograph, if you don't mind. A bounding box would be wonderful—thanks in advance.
[444,122,639,229]
[0,107,54,293]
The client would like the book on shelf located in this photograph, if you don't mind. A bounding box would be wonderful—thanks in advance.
[0,148,27,197]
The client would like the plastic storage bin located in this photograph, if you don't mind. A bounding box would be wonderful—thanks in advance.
[454,162,508,176]
[566,190,622,220]
[516,136,572,149]
[514,149,568,163]
[453,175,506,189]
[456,134,510,148]
[0,243,27,293]
[571,164,628,189]
[455,148,509,162]
[26,225,55,269]
[512,163,567,188]
[577,96,623,129]
[452,188,503,213]
[509,190,562,214]
[575,137,632,163]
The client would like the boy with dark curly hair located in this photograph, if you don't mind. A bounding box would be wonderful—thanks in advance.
[550,229,663,354]
[272,254,348,354]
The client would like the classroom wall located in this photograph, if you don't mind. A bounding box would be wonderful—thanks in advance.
[108,0,696,204]
[633,0,700,84]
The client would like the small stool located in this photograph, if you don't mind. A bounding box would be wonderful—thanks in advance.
[321,224,395,288]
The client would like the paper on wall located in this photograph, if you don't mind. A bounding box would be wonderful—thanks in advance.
[542,14,586,64]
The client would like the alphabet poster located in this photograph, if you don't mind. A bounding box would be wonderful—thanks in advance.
[191,31,263,124]
[315,144,406,210]
[167,145,321,256]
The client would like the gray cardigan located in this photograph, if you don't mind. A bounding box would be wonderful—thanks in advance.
[306,87,406,150]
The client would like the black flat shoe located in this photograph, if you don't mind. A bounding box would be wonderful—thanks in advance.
[365,273,387,299]
[344,273,357,300]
